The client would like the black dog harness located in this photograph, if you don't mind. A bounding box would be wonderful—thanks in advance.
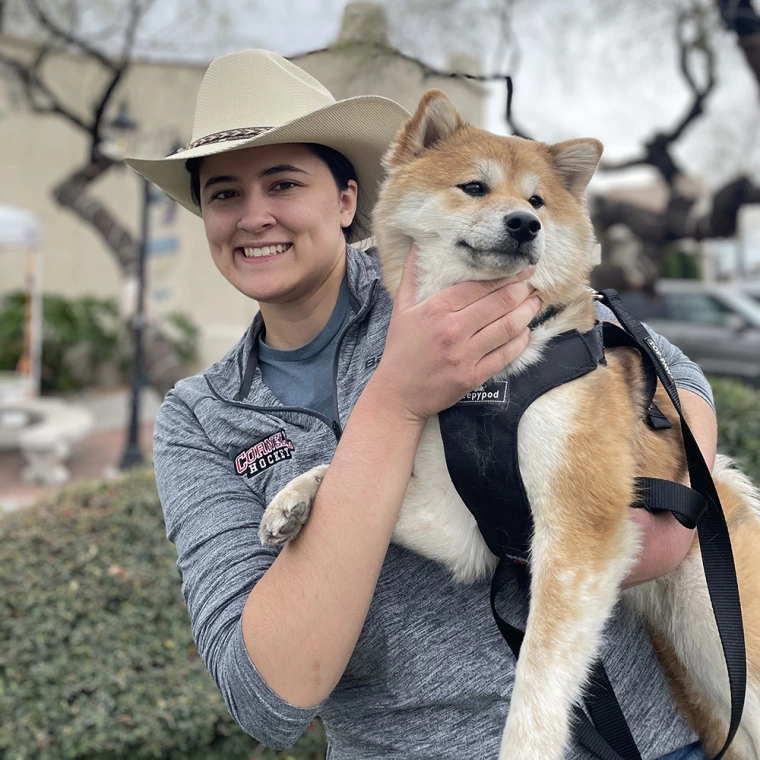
[438,290,746,760]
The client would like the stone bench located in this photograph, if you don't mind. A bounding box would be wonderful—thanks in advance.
[1,399,94,486]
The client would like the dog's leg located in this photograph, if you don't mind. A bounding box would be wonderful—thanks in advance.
[259,464,328,545]
[498,385,642,760]
[498,496,640,759]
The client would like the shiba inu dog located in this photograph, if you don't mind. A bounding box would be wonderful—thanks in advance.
[261,90,760,759]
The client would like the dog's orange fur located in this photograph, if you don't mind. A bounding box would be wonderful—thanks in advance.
[374,88,760,756]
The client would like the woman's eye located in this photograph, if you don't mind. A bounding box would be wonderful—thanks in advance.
[528,195,544,209]
[210,189,237,201]
[272,181,297,191]
[457,181,489,196]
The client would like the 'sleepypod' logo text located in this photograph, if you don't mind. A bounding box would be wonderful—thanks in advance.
[234,430,295,478]
[456,380,508,405]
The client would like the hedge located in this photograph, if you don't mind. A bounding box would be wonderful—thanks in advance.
[0,471,326,760]
[711,376,760,485]
[1,377,757,759]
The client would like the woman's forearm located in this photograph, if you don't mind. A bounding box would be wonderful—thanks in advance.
[241,383,425,707]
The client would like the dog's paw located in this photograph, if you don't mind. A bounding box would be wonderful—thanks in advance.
[259,465,328,546]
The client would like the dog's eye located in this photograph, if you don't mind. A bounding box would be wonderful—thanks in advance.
[528,195,544,209]
[458,181,489,196]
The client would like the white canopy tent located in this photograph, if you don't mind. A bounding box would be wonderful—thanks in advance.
[0,204,42,402]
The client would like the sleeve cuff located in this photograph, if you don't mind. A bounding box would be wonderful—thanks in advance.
[220,617,325,748]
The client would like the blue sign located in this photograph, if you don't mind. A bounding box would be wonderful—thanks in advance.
[147,236,179,257]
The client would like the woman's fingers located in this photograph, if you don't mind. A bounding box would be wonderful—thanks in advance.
[476,327,533,381]
[469,294,542,359]
[372,248,539,422]
[456,280,537,335]
[435,265,535,314]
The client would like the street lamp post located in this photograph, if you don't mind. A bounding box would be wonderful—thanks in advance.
[119,173,151,469]
[106,101,151,470]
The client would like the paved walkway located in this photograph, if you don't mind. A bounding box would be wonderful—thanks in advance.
[0,387,162,512]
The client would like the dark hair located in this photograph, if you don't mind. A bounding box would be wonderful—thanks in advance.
[186,144,365,242]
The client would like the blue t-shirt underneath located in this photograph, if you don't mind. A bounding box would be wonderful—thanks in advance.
[258,278,350,420]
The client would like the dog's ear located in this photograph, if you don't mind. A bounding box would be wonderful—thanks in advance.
[383,89,465,169]
[548,139,604,197]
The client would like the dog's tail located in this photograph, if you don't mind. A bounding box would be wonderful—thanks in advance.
[712,453,760,526]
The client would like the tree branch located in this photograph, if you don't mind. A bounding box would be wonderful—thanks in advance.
[592,175,760,243]
[25,0,116,72]
[51,156,140,273]
[90,1,152,158]
[716,0,760,85]
[0,49,92,132]
[121,0,152,59]
[599,7,716,185]
[669,9,716,143]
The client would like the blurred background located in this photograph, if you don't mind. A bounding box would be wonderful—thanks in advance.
[0,1,759,758]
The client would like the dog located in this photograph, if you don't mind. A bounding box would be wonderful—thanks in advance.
[260,90,760,759]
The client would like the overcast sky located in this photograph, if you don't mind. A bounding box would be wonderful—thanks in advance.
[7,0,760,188]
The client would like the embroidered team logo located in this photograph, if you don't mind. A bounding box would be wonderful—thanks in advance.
[456,380,508,405]
[234,430,295,478]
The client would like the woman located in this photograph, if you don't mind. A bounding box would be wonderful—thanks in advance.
[127,50,711,759]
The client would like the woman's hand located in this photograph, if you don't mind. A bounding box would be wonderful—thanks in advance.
[368,245,541,425]
[621,389,716,588]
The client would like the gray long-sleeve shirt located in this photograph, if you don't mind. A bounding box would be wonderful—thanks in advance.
[154,246,710,759]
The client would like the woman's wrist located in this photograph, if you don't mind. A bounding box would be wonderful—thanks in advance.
[358,371,430,431]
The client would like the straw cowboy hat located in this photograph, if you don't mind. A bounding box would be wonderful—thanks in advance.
[124,49,411,242]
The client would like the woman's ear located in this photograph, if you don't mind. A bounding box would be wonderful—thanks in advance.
[339,178,359,232]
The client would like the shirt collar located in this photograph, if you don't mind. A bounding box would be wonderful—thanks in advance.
[204,243,381,403]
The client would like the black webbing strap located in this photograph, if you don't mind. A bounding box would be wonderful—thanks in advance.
[490,561,641,760]
[599,289,746,759]
[633,477,706,529]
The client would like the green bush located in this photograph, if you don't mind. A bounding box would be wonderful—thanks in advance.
[711,376,760,484]
[0,471,326,760]
[0,292,122,392]
[0,291,199,393]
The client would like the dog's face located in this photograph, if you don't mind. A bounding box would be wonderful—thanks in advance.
[373,90,603,305]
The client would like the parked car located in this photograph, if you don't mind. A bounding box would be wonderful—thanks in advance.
[616,280,760,385]
[739,281,760,304]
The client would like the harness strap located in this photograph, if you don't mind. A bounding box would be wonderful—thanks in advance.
[600,290,747,760]
[633,477,706,529]
[439,323,607,563]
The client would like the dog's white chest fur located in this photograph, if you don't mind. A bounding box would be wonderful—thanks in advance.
[392,381,578,584]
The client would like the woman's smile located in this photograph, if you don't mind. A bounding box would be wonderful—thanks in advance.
[236,242,293,261]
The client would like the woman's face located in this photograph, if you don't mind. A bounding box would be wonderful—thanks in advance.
[199,143,357,305]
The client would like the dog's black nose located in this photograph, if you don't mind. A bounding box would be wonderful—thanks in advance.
[504,212,541,243]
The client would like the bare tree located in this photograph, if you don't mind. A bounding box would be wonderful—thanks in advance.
[717,0,760,84]
[0,0,186,397]
[588,2,760,287]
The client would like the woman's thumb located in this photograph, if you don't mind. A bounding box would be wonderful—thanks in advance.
[394,243,420,311]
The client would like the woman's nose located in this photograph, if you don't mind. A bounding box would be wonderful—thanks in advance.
[237,193,276,233]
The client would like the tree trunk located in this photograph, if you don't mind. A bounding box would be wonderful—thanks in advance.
[52,156,186,398]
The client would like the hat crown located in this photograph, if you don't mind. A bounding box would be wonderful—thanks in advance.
[191,49,336,143]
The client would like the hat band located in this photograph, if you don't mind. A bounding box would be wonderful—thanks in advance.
[186,126,274,150]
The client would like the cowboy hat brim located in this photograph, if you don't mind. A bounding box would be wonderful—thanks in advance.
[124,95,410,244]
